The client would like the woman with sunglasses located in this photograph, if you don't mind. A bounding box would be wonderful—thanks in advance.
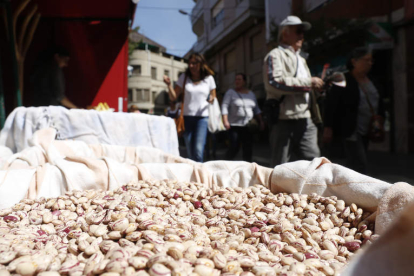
[163,53,216,162]
[323,48,385,174]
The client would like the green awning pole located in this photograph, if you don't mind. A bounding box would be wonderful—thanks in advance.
[5,0,22,107]
[0,48,6,128]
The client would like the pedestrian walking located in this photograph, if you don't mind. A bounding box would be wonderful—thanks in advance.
[263,15,324,167]
[163,53,216,162]
[222,73,264,162]
[323,48,385,174]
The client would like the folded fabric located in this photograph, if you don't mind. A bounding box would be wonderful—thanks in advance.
[0,128,272,210]
[271,158,391,211]
[0,106,179,155]
[342,195,414,276]
[2,128,190,170]
[0,107,52,153]
[0,128,414,275]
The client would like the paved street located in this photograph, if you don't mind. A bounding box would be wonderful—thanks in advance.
[180,134,414,185]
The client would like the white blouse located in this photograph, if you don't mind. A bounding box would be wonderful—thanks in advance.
[176,74,216,117]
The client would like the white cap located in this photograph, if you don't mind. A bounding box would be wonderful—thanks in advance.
[279,15,311,30]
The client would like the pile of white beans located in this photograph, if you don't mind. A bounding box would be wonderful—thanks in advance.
[0,180,378,276]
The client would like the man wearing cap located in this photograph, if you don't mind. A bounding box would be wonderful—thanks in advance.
[263,15,324,167]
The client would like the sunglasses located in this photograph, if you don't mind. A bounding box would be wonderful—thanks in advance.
[296,27,305,35]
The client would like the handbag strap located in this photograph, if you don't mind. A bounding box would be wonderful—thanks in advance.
[359,82,376,116]
[234,89,250,125]
[178,74,187,120]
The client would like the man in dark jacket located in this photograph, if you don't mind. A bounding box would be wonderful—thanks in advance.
[323,48,385,174]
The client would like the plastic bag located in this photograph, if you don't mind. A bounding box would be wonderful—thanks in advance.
[208,98,226,133]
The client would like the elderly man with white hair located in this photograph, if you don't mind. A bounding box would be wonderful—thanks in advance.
[263,15,324,167]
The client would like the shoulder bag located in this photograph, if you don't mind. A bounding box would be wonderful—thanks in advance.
[262,97,285,126]
[360,84,385,143]
[175,75,187,137]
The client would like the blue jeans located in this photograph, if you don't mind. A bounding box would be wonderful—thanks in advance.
[344,133,369,174]
[183,116,208,162]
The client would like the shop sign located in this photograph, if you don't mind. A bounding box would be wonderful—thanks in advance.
[304,0,329,12]
[368,23,394,50]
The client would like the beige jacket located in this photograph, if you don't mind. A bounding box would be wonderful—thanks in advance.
[263,45,321,122]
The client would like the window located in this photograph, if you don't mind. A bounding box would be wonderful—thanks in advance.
[143,89,150,101]
[211,0,224,29]
[128,89,134,101]
[151,67,157,80]
[132,65,141,76]
[164,70,170,78]
[135,89,142,102]
[178,71,183,79]
[225,49,236,74]
[136,89,150,102]
[152,91,157,103]
[250,31,264,61]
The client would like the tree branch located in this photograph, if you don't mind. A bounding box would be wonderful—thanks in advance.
[12,0,31,48]
[22,12,40,58]
[18,4,37,53]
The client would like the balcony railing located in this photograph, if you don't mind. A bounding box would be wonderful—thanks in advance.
[191,0,204,25]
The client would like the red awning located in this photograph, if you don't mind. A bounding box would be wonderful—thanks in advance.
[3,0,135,112]
[33,0,132,18]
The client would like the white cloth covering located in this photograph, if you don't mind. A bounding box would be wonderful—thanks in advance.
[0,128,398,214]
[0,128,413,275]
[0,106,179,155]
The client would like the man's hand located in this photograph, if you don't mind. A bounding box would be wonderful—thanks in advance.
[60,97,78,109]
[311,77,324,90]
[163,75,171,86]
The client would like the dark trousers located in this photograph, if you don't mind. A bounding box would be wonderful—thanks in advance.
[269,118,320,167]
[226,126,253,162]
[344,134,369,174]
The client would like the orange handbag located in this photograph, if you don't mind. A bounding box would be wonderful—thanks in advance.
[174,75,187,137]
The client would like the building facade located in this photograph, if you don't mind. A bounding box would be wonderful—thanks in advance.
[128,38,187,114]
[187,0,268,99]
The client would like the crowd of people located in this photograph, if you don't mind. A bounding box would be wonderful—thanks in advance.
[32,15,383,174]
[162,15,384,175]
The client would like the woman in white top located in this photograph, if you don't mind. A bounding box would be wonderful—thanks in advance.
[222,73,264,162]
[163,53,216,162]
